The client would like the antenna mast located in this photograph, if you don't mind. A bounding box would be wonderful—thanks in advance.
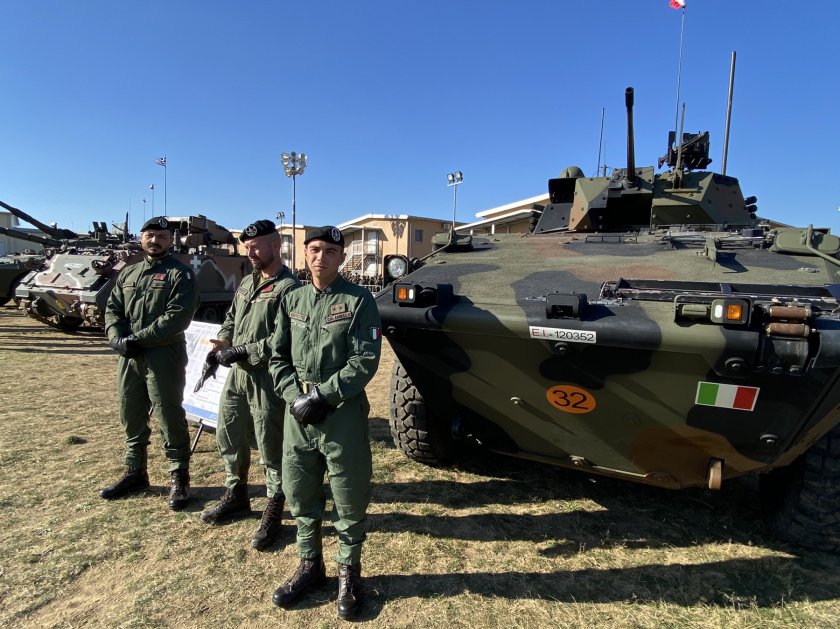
[721,51,737,175]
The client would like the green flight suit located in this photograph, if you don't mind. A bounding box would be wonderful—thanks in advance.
[269,275,381,565]
[105,253,200,472]
[215,267,300,496]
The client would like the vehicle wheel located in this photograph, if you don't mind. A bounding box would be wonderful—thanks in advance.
[198,304,222,323]
[57,315,83,331]
[389,360,454,466]
[760,423,840,551]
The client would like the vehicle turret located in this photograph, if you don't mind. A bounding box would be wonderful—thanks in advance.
[532,86,754,234]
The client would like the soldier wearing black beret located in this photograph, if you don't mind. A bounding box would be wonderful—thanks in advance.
[269,225,381,619]
[200,219,301,550]
[100,216,200,510]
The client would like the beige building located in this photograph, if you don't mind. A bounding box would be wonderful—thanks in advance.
[458,193,549,236]
[337,214,462,280]
[229,194,552,280]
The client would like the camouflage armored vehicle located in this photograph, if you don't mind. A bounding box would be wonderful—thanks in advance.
[377,87,840,551]
[0,249,44,306]
[4,201,250,330]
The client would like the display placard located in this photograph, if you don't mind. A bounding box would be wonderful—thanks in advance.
[182,321,230,431]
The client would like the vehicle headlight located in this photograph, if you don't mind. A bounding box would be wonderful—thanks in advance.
[386,256,408,280]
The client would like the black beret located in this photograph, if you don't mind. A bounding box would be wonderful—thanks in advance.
[141,216,173,232]
[304,225,345,248]
[239,219,277,243]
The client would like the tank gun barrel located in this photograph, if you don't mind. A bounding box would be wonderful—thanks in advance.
[0,225,61,247]
[0,199,78,240]
[624,87,636,187]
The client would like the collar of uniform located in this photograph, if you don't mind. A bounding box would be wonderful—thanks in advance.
[310,275,343,294]
[144,254,168,267]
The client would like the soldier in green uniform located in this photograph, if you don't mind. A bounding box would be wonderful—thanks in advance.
[199,219,300,550]
[100,216,200,510]
[269,226,381,620]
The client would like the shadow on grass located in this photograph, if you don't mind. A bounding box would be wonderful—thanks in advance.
[354,555,840,617]
[370,450,834,559]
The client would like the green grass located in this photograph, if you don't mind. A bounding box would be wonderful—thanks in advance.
[2,308,840,627]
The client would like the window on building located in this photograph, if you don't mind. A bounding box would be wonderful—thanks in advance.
[415,229,423,243]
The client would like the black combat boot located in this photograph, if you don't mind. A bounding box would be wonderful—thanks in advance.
[99,467,150,500]
[200,483,250,524]
[168,468,191,511]
[272,556,327,608]
[251,494,284,550]
[336,563,363,620]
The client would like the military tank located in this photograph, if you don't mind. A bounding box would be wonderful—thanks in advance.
[4,201,250,330]
[377,87,840,552]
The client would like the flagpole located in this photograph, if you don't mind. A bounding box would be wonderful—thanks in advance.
[154,156,167,215]
[163,154,167,215]
[673,5,687,149]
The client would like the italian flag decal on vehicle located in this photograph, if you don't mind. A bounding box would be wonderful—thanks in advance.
[695,382,759,411]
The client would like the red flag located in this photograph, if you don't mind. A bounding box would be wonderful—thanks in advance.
[670,0,686,8]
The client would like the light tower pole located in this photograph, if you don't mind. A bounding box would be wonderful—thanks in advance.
[446,171,463,238]
[281,151,307,271]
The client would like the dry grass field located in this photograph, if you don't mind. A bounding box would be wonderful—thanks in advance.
[2,306,840,628]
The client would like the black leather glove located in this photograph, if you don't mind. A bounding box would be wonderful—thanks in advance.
[216,344,248,367]
[289,387,330,425]
[108,335,140,358]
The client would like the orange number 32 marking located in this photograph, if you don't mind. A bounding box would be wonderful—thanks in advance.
[546,385,596,414]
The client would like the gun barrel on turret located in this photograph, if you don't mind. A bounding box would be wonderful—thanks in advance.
[0,226,61,247]
[0,200,78,240]
[624,87,636,186]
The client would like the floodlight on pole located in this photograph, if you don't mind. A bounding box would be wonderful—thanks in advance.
[281,151,307,271]
[446,171,463,238]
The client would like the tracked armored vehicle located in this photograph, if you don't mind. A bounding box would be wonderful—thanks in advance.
[377,87,840,551]
[4,201,250,330]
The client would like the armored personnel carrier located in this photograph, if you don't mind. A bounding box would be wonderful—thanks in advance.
[4,201,250,330]
[377,87,840,551]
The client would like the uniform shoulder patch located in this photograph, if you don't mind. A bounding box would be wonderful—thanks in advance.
[369,326,381,340]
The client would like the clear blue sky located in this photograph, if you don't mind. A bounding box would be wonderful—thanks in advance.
[2,1,838,235]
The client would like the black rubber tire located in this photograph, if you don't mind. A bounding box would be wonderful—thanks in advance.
[389,360,454,466]
[760,423,840,552]
[197,304,223,324]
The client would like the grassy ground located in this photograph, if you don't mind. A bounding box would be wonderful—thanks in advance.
[2,307,840,628]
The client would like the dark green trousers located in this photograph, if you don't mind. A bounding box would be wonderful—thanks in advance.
[216,366,284,495]
[117,342,190,472]
[282,395,372,565]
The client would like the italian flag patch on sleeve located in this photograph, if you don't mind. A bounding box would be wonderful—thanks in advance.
[695,382,759,411]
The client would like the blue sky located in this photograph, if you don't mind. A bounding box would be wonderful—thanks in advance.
[2,1,838,235]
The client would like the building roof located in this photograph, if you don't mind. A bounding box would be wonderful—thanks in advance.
[336,213,461,231]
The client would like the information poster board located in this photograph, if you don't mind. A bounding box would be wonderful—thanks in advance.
[182,321,230,431]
